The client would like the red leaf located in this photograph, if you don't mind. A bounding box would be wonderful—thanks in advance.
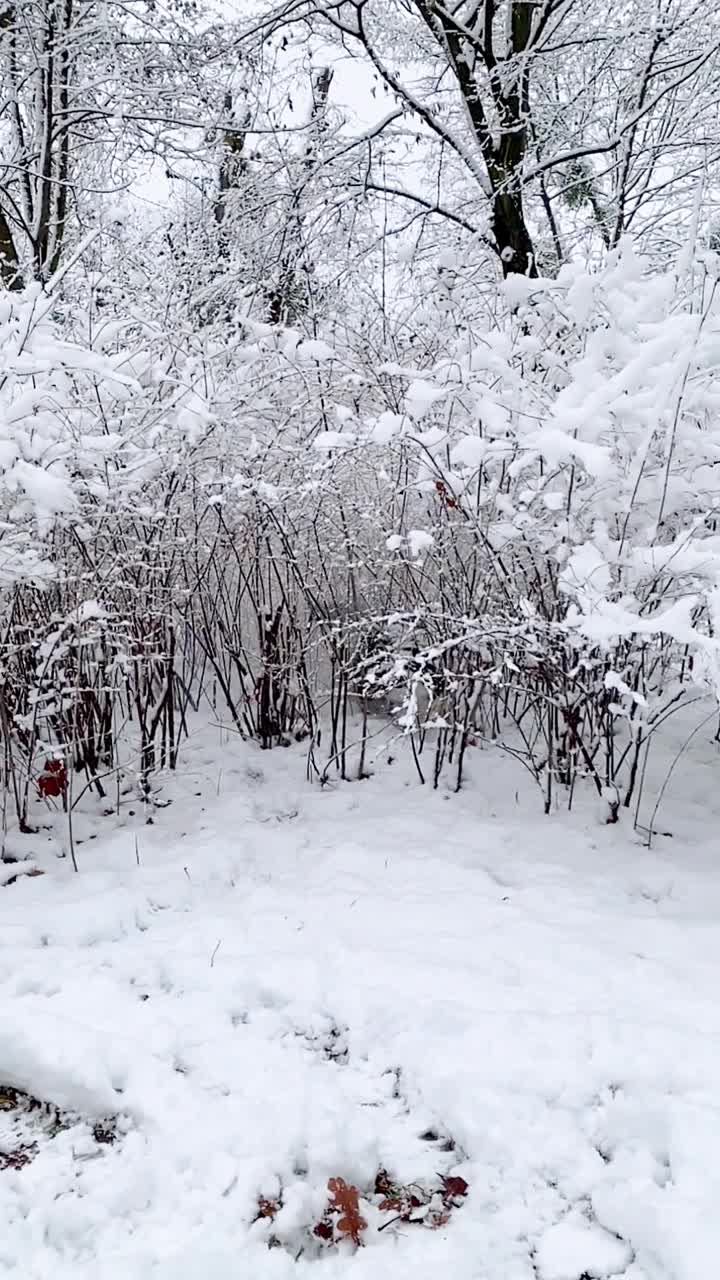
[434,479,457,509]
[327,1177,367,1246]
[255,1197,280,1221]
[313,1219,333,1240]
[441,1174,469,1204]
[379,1195,404,1213]
[37,759,67,799]
[379,1189,425,1220]
[374,1168,394,1197]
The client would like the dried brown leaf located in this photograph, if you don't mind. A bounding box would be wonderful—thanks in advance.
[327,1176,367,1246]
[256,1197,280,1221]
[441,1174,469,1205]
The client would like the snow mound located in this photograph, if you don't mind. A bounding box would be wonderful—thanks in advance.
[535,1216,632,1279]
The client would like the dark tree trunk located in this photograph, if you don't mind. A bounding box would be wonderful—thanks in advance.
[491,190,537,277]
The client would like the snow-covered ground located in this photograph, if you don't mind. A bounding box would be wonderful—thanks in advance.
[2,720,720,1280]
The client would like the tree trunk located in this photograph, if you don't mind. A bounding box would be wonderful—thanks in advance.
[0,207,22,290]
[491,189,537,277]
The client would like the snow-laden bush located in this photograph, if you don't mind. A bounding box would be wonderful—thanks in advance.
[0,289,219,840]
[6,244,720,843]
[0,288,134,581]
[202,242,720,810]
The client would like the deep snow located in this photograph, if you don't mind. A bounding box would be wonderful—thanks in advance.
[2,719,720,1280]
